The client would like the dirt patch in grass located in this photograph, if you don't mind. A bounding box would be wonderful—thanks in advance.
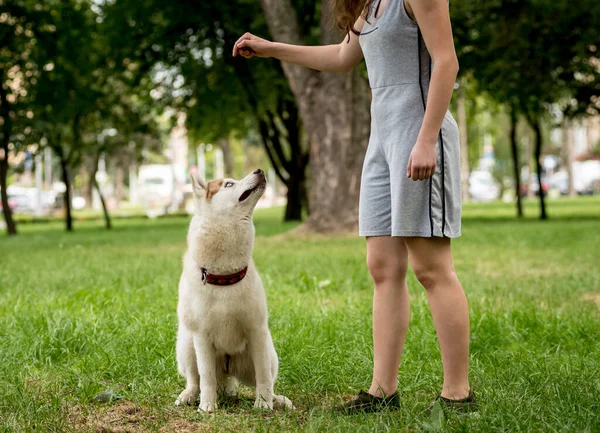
[582,293,600,308]
[67,401,209,433]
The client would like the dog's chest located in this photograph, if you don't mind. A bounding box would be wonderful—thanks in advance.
[208,315,247,354]
[183,288,250,355]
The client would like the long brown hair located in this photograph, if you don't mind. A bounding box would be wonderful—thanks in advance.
[331,0,378,37]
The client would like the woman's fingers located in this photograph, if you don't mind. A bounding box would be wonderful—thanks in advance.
[233,33,253,56]
[410,165,436,181]
[412,165,420,181]
[406,155,412,179]
[237,40,255,58]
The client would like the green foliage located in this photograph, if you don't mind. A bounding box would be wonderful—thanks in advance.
[453,0,600,119]
[101,1,292,145]
[1,198,599,431]
[0,0,54,148]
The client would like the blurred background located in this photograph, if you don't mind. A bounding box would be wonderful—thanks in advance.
[0,0,599,235]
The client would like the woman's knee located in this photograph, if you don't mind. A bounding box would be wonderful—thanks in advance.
[366,251,408,285]
[413,263,455,290]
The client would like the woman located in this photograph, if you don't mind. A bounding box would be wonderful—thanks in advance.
[233,0,476,414]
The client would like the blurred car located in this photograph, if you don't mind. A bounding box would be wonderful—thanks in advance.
[520,172,549,197]
[0,195,17,212]
[548,171,569,195]
[1,187,64,215]
[547,161,600,195]
[468,170,500,202]
[138,165,176,218]
[5,186,35,214]
[573,161,600,195]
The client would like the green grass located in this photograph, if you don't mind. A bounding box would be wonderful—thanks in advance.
[1,197,599,432]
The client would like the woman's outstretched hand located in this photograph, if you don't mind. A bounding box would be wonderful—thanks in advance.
[232,32,274,58]
[406,142,437,181]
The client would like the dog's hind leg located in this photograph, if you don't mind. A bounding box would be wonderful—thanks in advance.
[175,324,200,406]
[217,375,239,397]
[273,394,295,410]
[216,355,239,397]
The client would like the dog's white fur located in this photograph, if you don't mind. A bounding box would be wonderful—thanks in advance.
[175,170,293,413]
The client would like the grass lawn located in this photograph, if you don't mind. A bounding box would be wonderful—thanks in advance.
[1,197,599,432]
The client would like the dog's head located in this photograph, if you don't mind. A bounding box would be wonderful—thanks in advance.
[190,169,267,220]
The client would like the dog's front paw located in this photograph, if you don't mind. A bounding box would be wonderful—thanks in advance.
[175,387,199,406]
[254,396,274,410]
[274,395,295,410]
[198,401,216,413]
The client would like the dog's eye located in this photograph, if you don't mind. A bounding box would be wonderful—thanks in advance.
[224,182,234,188]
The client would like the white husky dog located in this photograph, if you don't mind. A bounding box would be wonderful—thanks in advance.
[175,169,293,413]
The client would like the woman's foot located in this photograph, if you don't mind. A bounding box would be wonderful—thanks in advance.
[336,390,400,414]
[427,389,478,414]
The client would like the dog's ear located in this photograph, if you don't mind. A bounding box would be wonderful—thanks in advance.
[190,173,207,197]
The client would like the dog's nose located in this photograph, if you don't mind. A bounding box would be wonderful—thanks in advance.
[253,169,264,175]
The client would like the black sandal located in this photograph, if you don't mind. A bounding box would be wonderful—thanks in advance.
[428,389,478,414]
[336,389,401,414]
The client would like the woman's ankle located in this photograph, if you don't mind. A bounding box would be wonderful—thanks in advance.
[440,384,471,400]
[368,382,398,397]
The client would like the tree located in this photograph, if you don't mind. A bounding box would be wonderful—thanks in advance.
[80,38,164,229]
[102,0,310,222]
[28,0,165,231]
[509,107,523,216]
[25,0,103,231]
[453,0,600,219]
[259,0,371,232]
[0,1,52,235]
[0,68,18,235]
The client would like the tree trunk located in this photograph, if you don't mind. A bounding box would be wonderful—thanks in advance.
[530,117,547,220]
[0,70,17,236]
[58,153,73,231]
[260,0,371,232]
[281,98,308,221]
[525,135,535,200]
[227,54,309,222]
[114,164,124,207]
[95,182,112,229]
[0,141,17,236]
[284,152,308,221]
[86,158,97,208]
[92,152,112,229]
[563,119,576,196]
[218,138,235,178]
[457,80,470,202]
[509,107,523,217]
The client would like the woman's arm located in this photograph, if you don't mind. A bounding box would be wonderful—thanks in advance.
[232,17,365,73]
[406,0,459,181]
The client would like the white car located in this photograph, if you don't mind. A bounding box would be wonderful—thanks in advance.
[468,171,500,202]
[138,165,176,218]
[549,161,600,195]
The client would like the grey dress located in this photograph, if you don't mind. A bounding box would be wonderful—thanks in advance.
[358,0,462,238]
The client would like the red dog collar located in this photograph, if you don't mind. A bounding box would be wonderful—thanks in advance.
[201,266,248,286]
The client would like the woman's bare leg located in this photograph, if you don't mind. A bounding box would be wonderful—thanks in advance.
[403,236,470,399]
[366,236,410,397]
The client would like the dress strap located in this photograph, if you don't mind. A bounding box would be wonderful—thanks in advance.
[373,0,383,19]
